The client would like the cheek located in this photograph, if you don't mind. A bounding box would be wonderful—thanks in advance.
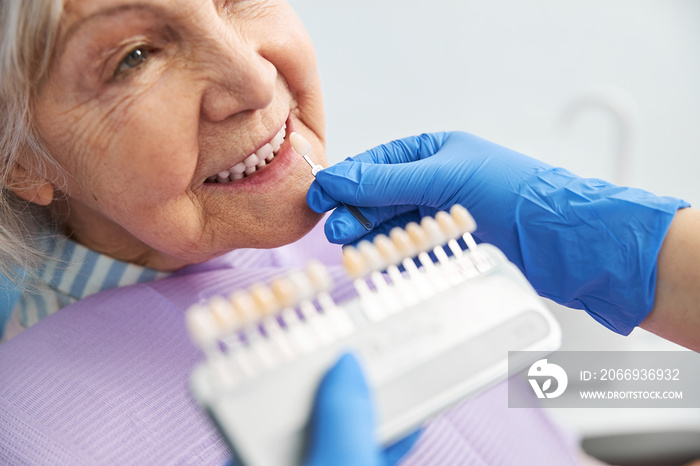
[54,78,201,205]
[258,4,325,138]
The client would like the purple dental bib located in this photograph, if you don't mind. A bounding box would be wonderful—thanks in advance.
[0,226,580,465]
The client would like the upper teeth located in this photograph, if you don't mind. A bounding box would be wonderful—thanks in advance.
[210,123,287,183]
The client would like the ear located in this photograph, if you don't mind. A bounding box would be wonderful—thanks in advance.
[7,162,55,206]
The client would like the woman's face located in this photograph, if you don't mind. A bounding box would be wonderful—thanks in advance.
[32,0,326,270]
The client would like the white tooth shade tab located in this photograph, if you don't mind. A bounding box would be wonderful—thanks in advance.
[290,132,311,156]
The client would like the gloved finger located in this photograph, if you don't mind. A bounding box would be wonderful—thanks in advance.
[313,161,439,208]
[305,353,381,466]
[307,179,341,213]
[349,132,447,164]
[382,429,422,465]
[324,206,420,245]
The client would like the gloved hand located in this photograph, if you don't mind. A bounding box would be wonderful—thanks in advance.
[304,353,420,466]
[306,132,690,335]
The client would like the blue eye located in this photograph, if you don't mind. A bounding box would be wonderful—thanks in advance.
[114,47,149,76]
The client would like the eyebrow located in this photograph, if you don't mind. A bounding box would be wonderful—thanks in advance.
[60,3,158,54]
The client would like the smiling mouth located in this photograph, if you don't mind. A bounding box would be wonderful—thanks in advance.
[205,123,287,183]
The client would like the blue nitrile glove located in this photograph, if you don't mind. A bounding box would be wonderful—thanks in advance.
[305,353,420,466]
[306,132,690,335]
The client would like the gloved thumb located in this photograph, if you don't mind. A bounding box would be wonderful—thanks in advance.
[304,353,381,466]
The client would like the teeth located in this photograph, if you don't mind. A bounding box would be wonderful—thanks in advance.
[230,163,246,174]
[256,144,273,161]
[270,133,284,150]
[244,153,260,167]
[209,122,288,183]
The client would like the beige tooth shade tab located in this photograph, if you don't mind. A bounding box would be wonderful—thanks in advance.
[271,277,298,309]
[450,204,477,233]
[405,222,430,251]
[389,227,416,257]
[373,234,402,266]
[249,283,279,317]
[420,216,446,247]
[306,260,333,292]
[342,246,370,279]
[209,296,240,332]
[357,240,386,272]
[435,211,461,239]
[229,290,258,323]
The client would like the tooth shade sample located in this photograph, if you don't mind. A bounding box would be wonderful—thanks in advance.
[406,222,430,251]
[373,234,402,266]
[290,132,311,156]
[420,216,446,247]
[271,277,298,308]
[389,227,416,257]
[450,204,477,233]
[249,284,278,316]
[342,246,369,279]
[435,211,460,238]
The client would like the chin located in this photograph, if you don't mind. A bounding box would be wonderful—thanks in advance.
[252,206,324,250]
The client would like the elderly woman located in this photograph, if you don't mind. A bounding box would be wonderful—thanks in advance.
[8,0,691,465]
[0,0,584,464]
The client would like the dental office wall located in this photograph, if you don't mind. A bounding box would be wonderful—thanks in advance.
[290,0,700,445]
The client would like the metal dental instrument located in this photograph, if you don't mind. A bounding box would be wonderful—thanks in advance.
[290,132,372,231]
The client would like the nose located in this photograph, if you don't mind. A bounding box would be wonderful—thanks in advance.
[199,33,277,122]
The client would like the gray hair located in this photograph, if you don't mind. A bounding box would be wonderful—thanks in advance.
[0,0,65,288]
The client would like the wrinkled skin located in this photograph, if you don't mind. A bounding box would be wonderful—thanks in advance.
[22,0,326,270]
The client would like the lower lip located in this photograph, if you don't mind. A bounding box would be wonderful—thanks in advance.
[201,119,308,192]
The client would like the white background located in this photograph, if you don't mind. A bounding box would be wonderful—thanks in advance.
[289,0,700,456]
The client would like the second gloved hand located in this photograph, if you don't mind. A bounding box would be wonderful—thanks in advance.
[306,132,689,335]
[304,353,420,466]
